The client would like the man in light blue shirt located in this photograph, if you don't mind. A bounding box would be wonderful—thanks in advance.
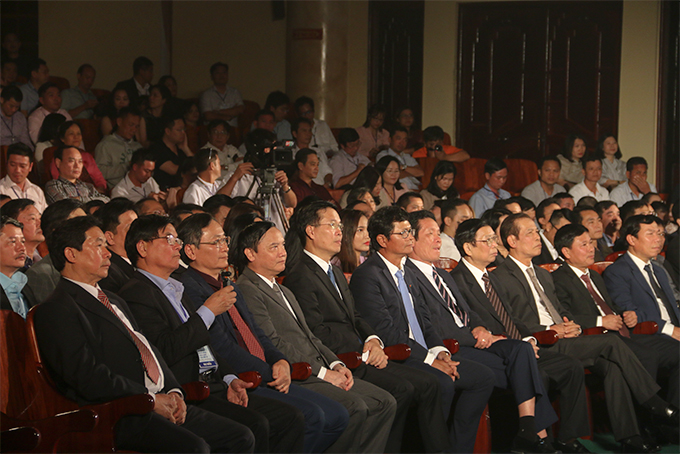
[469,158,511,217]
[19,58,49,115]
[0,216,29,318]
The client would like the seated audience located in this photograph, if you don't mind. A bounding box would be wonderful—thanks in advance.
[111,148,165,203]
[576,196,597,208]
[494,198,522,214]
[568,155,609,203]
[596,133,627,190]
[45,145,109,204]
[95,107,143,187]
[135,197,167,216]
[150,115,194,190]
[344,186,378,215]
[1,33,30,79]
[158,74,184,116]
[20,57,50,114]
[621,199,655,223]
[533,198,563,265]
[1,85,32,149]
[376,126,423,190]
[412,126,469,162]
[49,120,107,192]
[553,192,575,210]
[95,198,137,292]
[288,148,337,206]
[113,56,153,105]
[355,104,390,159]
[329,127,370,188]
[469,158,511,217]
[158,74,178,98]
[291,117,332,187]
[84,199,106,215]
[202,119,240,177]
[396,191,424,213]
[0,216,29,317]
[237,109,277,158]
[200,62,243,127]
[294,95,338,154]
[183,101,201,154]
[393,106,422,152]
[439,198,474,261]
[182,148,226,205]
[138,84,171,147]
[0,60,19,89]
[642,192,664,206]
[573,205,611,261]
[595,200,621,251]
[99,87,130,136]
[480,208,512,266]
[339,166,382,209]
[0,198,44,269]
[334,208,370,273]
[0,142,46,212]
[202,194,234,226]
[28,82,72,144]
[420,160,459,210]
[557,134,586,189]
[515,196,536,220]
[521,156,565,206]
[265,90,292,141]
[376,155,406,207]
[610,157,658,207]
[60,64,98,119]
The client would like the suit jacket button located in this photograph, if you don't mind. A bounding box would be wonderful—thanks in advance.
[316,356,322,361]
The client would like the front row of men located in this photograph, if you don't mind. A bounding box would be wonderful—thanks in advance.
[18,201,679,453]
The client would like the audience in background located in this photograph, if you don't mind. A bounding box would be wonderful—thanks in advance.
[94,107,143,187]
[595,133,627,190]
[610,157,658,207]
[439,198,474,261]
[568,154,609,204]
[265,90,292,141]
[396,191,424,213]
[469,158,511,217]
[355,104,390,159]
[113,56,154,105]
[412,126,469,162]
[294,95,338,154]
[20,57,50,114]
[375,155,406,208]
[99,87,130,136]
[1,86,32,149]
[60,64,98,120]
[0,142,46,212]
[202,119,240,177]
[330,127,371,189]
[393,106,422,152]
[553,192,576,211]
[149,115,193,190]
[28,82,72,144]
[44,145,109,204]
[521,156,565,206]
[420,160,458,210]
[49,121,107,193]
[375,126,423,191]
[291,117,332,187]
[288,148,337,206]
[557,134,587,189]
[200,61,244,128]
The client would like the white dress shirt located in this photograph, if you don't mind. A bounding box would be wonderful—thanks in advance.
[508,255,556,328]
[0,175,47,213]
[439,233,461,261]
[183,176,224,206]
[110,173,161,203]
[568,181,609,203]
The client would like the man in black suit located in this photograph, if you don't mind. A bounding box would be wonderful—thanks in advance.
[406,210,561,453]
[573,206,612,262]
[0,216,30,317]
[533,198,563,266]
[113,56,154,106]
[349,206,495,453]
[176,213,348,454]
[492,213,678,452]
[118,215,305,454]
[34,215,254,453]
[96,198,137,293]
[284,200,451,453]
[452,218,592,453]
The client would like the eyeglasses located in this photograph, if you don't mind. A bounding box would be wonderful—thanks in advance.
[200,236,230,248]
[472,235,499,247]
[315,221,343,231]
[149,234,184,247]
[391,228,414,239]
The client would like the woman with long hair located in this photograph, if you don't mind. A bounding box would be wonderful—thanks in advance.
[138,84,171,147]
[333,209,370,273]
[375,155,406,207]
[557,134,587,189]
[356,104,390,159]
[595,133,626,190]
[420,160,459,210]
[340,166,382,209]
[99,87,130,136]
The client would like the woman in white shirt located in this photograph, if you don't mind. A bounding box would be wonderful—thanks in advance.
[595,133,627,190]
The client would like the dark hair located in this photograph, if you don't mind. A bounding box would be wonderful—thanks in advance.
[537,155,561,169]
[48,215,101,272]
[572,205,598,225]
[77,64,94,75]
[499,212,531,250]
[422,126,445,143]
[94,198,137,234]
[234,221,276,273]
[338,128,360,146]
[6,142,33,162]
[484,158,507,175]
[171,203,203,215]
[0,198,34,220]
[441,198,471,226]
[563,134,587,161]
[368,206,409,251]
[158,74,176,89]
[455,218,489,258]
[133,56,153,74]
[652,201,668,218]
[194,147,219,173]
[37,82,58,98]
[265,91,290,110]
[0,215,23,230]
[426,161,458,199]
[290,117,312,134]
[1,85,22,102]
[396,192,423,209]
[129,148,156,168]
[254,109,274,122]
[480,208,511,234]
[494,199,519,211]
[224,202,264,230]
[286,200,337,270]
[207,119,231,135]
[28,58,47,77]
[293,148,317,172]
[117,106,142,121]
[162,115,184,134]
[57,120,80,143]
[553,192,574,203]
[346,199,372,215]
[641,192,661,204]
[375,156,403,190]
[203,194,234,216]
[626,157,648,172]
[594,200,617,217]
[536,198,559,222]
[225,212,264,267]
[177,212,216,263]
[576,196,597,208]
[150,84,171,101]
[41,199,84,237]
[294,96,314,114]
[514,196,535,213]
[337,209,368,273]
[409,210,436,240]
[54,144,79,162]
[581,153,602,170]
[209,62,229,75]
[352,166,381,198]
[620,200,649,222]
[37,113,67,143]
[595,133,622,160]
[620,214,663,248]
[554,224,590,258]
[125,214,173,267]
[362,104,387,130]
[391,125,409,136]
[84,199,106,214]
[549,208,574,228]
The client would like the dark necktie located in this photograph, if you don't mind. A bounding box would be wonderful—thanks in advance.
[482,273,522,340]
[97,290,160,384]
[580,273,629,338]
[228,306,266,361]
[644,264,679,325]
[432,268,468,326]
[526,267,563,324]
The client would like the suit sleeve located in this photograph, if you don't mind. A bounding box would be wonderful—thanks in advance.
[602,264,648,320]
[492,267,548,333]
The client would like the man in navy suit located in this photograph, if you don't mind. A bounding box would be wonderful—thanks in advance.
[176,212,348,453]
[603,215,680,407]
[349,206,495,453]
[406,210,560,453]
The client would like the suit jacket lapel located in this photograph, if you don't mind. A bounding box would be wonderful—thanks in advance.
[506,260,541,320]
[243,268,307,331]
[623,254,657,302]
[463,266,504,326]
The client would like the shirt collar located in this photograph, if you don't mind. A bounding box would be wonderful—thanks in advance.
[254,270,276,288]
[462,257,487,281]
[138,269,184,296]
[509,254,533,273]
[114,133,132,144]
[135,78,150,93]
[627,250,651,271]
[409,257,435,276]
[567,263,589,279]
[377,251,406,274]
[304,249,332,273]
[0,270,28,292]
[63,276,100,300]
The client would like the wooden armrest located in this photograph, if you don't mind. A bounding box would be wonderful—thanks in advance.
[84,392,155,421]
[291,362,312,381]
[237,371,263,389]
[532,330,559,345]
[336,352,362,370]
[443,339,460,354]
[383,344,411,361]
[183,381,210,401]
[582,327,607,336]
[633,321,659,335]
[1,426,41,452]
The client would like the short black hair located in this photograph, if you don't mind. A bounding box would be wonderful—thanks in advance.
[620,200,649,222]
[77,64,94,75]
[581,153,601,170]
[38,81,58,98]
[1,85,22,102]
[480,208,512,234]
[0,215,23,230]
[290,117,312,134]
[210,62,229,75]
[6,142,33,162]
[549,208,574,227]
[422,126,445,142]
[84,199,106,214]
[499,212,532,250]
[194,147,219,173]
[391,125,408,136]
[484,158,507,175]
[203,194,234,216]
[117,106,142,121]
[133,56,153,74]
[254,109,274,122]
[536,198,559,222]
[41,199,84,237]
[455,218,489,257]
[125,214,173,267]
[409,210,436,240]
[572,205,598,225]
[620,214,663,247]
[48,215,101,272]
[0,198,34,220]
[537,155,561,169]
[368,206,410,251]
[162,115,184,134]
[513,196,536,213]
[494,199,519,211]
[554,223,590,258]
[129,148,156,168]
[207,119,231,135]
[294,96,314,113]
[338,128,360,146]
[626,157,648,172]
[94,198,137,234]
[396,192,423,209]
[265,91,290,110]
[54,144,79,162]
[234,221,276,273]
[553,192,574,204]
[641,192,661,204]
[594,200,617,217]
[286,200,337,268]
[576,196,597,208]
[28,58,47,76]
[177,212,216,263]
[441,198,470,224]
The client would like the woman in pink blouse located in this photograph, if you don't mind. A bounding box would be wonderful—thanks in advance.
[50,121,108,192]
[355,104,390,159]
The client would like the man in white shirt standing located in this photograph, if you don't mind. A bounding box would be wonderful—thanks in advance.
[0,142,46,212]
[293,96,338,154]
[200,62,244,128]
[568,155,609,204]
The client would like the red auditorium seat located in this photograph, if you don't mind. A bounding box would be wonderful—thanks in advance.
[504,158,538,196]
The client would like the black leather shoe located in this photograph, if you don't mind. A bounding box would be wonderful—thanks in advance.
[554,439,590,453]
[620,436,660,453]
[660,405,680,426]
[511,436,562,454]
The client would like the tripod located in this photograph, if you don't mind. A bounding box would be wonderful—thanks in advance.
[245,168,290,232]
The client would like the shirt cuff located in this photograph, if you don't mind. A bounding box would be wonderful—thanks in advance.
[522,336,538,344]
[661,322,675,337]
[364,335,384,348]
[596,316,603,327]
[425,346,450,366]
[222,374,238,386]
[197,305,216,329]
[317,366,328,380]
[167,388,184,398]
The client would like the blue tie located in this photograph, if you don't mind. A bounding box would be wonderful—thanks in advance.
[327,265,341,296]
[396,269,427,348]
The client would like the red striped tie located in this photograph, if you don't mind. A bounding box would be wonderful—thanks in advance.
[228,306,266,361]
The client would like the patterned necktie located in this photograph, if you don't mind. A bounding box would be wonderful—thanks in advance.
[526,267,563,324]
[228,306,266,361]
[432,268,468,326]
[97,290,160,384]
[396,269,427,348]
[482,273,522,340]
[644,264,680,325]
[581,273,629,338]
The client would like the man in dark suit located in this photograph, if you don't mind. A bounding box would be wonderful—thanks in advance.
[284,200,451,453]
[533,198,563,266]
[118,215,305,454]
[452,218,592,453]
[96,198,138,293]
[113,56,154,106]
[176,213,348,454]
[34,215,254,453]
[573,206,612,262]
[406,210,561,453]
[0,216,30,317]
[493,213,678,452]
[235,220,397,454]
[602,215,680,408]
[349,206,495,453]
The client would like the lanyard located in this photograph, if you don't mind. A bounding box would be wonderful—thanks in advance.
[1,114,14,141]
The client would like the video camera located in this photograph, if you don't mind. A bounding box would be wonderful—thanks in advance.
[243,129,295,170]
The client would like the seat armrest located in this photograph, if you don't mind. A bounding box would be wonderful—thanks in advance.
[383,344,411,361]
[443,339,460,354]
[633,321,659,335]
[237,371,263,389]
[182,381,210,401]
[532,330,559,345]
[336,352,362,370]
[291,362,312,380]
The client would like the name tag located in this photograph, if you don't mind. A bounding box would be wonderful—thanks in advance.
[198,345,217,370]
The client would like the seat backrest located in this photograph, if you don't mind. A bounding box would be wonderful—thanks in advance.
[605,251,625,262]
[539,263,561,273]
[238,100,261,132]
[0,145,8,179]
[588,261,613,274]
[49,76,70,92]
[0,310,30,418]
[504,158,538,195]
[75,119,103,154]
[454,158,487,196]
[42,146,57,184]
